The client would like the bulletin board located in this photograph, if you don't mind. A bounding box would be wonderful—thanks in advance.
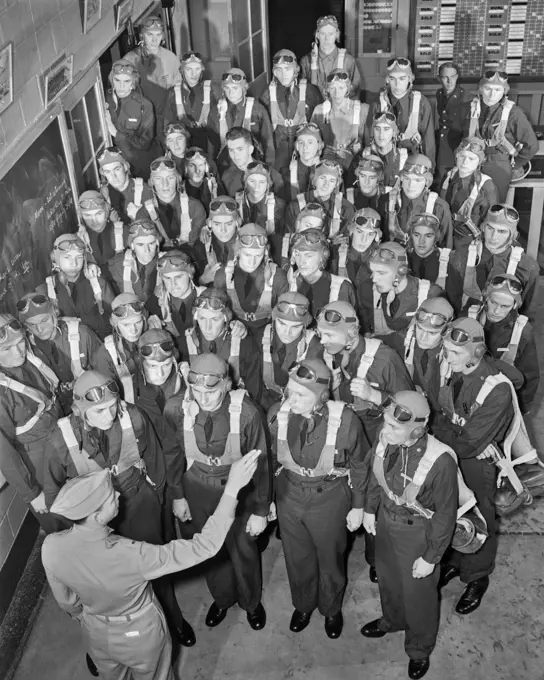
[0,109,78,315]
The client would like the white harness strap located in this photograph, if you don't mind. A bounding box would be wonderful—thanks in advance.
[297,194,306,211]
[507,246,523,276]
[329,192,343,238]
[417,279,431,308]
[46,276,57,302]
[174,84,185,118]
[328,274,348,303]
[501,315,528,366]
[133,178,144,207]
[425,191,438,215]
[123,250,135,293]
[62,317,84,378]
[266,193,276,235]
[356,338,381,380]
[113,221,125,253]
[346,187,355,205]
[179,192,192,243]
[104,335,135,404]
[436,248,451,288]
[400,91,421,142]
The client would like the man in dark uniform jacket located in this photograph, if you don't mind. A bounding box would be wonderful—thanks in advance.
[434,62,469,183]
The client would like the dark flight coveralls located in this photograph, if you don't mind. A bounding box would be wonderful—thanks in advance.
[171,391,270,613]
[365,434,458,660]
[432,358,514,583]
[268,402,370,615]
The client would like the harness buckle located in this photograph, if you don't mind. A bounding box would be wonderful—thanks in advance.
[299,467,315,477]
[245,312,256,322]
[207,456,223,467]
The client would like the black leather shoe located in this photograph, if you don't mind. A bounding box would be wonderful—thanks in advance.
[324,612,343,639]
[455,576,489,615]
[369,566,378,583]
[86,654,99,677]
[173,619,196,647]
[205,602,229,627]
[408,658,430,679]
[360,619,387,638]
[289,609,312,633]
[438,564,460,589]
[247,602,267,630]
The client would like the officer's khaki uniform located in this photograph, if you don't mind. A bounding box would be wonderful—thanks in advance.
[42,494,238,680]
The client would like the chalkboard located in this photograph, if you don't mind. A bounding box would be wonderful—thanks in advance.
[0,115,77,314]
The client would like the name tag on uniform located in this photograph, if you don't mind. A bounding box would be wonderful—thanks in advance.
[128,118,138,122]
[125,631,140,637]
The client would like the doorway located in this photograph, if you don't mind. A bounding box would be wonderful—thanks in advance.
[267,0,346,62]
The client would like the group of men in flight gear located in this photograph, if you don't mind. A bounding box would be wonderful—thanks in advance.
[0,12,542,680]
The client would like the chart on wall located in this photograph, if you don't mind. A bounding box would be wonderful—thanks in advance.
[0,115,77,314]
[413,0,544,77]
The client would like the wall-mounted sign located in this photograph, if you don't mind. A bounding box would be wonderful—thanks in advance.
[42,54,74,108]
[0,42,13,115]
[82,0,103,34]
[115,0,134,32]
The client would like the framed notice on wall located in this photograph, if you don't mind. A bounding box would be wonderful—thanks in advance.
[0,112,78,316]
[42,54,74,108]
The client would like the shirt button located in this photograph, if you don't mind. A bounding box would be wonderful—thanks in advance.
[317,487,323,493]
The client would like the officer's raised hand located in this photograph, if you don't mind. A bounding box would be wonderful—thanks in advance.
[199,262,221,285]
[346,508,364,531]
[363,511,376,535]
[225,449,262,496]
[173,498,192,522]
[246,514,268,537]
[412,557,435,579]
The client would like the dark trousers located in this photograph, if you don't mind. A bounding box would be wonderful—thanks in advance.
[448,457,497,583]
[182,468,262,612]
[375,508,440,660]
[276,472,351,617]
[111,480,186,630]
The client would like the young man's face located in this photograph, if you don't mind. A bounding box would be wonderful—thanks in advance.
[82,208,108,232]
[166,133,187,159]
[480,84,505,107]
[485,292,516,323]
[58,250,84,278]
[456,150,480,177]
[358,171,379,195]
[484,222,512,252]
[440,67,458,95]
[25,313,57,341]
[143,357,174,386]
[327,80,349,100]
[85,397,118,431]
[318,326,348,356]
[401,174,426,199]
[143,28,163,52]
[443,338,474,373]
[0,337,27,368]
[132,236,158,265]
[182,63,203,88]
[387,73,411,99]
[102,162,128,190]
[210,215,237,243]
[186,158,208,186]
[151,168,177,202]
[162,271,192,299]
[293,249,321,278]
[223,82,245,105]
[274,317,304,345]
[411,225,437,258]
[351,225,376,253]
[316,25,337,49]
[116,316,144,343]
[370,262,396,293]
[273,63,296,87]
[314,173,338,198]
[227,139,253,169]
[245,174,268,202]
[196,308,226,341]
[373,122,394,147]
[415,324,442,350]
[112,74,133,99]
[296,135,322,163]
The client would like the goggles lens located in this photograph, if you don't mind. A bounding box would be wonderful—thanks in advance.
[317,15,337,27]
[410,214,439,229]
[222,72,245,82]
[83,380,119,403]
[112,64,137,75]
[276,301,308,317]
[247,161,270,172]
[143,19,163,30]
[293,231,326,246]
[489,204,519,222]
[403,163,430,176]
[130,221,156,235]
[165,124,188,137]
[55,237,86,252]
[484,70,508,81]
[458,140,483,154]
[373,110,396,122]
[210,198,237,213]
[358,158,384,173]
[16,295,50,313]
[326,72,349,82]
[0,319,24,340]
[290,363,329,384]
[317,309,356,324]
[273,55,296,65]
[415,310,449,328]
[382,395,425,423]
[195,296,226,311]
[444,326,484,345]
[488,275,523,294]
[386,57,411,69]
[157,255,191,270]
[187,370,224,387]
[185,149,206,161]
[375,247,403,262]
[239,234,267,247]
[150,158,176,172]
[297,122,321,135]
[80,198,106,210]
[98,146,123,161]
[140,341,175,357]
[181,51,203,63]
[112,301,145,318]
[354,215,378,229]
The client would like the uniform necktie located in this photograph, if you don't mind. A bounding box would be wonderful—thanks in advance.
[203,415,213,443]
[244,271,254,298]
[208,340,217,354]
[420,351,429,376]
[285,88,291,113]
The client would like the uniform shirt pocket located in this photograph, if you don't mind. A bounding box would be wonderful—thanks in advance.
[124,117,140,130]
